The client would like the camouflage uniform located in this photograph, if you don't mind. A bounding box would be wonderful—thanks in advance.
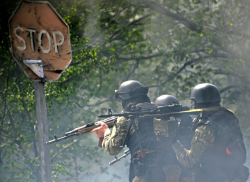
[175,115,195,182]
[102,109,194,182]
[102,114,180,182]
[172,109,249,182]
[106,80,165,181]
[153,94,195,182]
[102,116,132,156]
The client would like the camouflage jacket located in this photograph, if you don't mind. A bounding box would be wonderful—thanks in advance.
[172,124,215,168]
[172,109,248,182]
[102,116,134,156]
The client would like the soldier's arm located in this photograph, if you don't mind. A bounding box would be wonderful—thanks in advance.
[102,116,131,156]
[172,125,215,168]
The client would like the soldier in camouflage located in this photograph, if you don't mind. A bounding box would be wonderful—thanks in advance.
[171,83,249,182]
[154,95,194,182]
[91,80,182,182]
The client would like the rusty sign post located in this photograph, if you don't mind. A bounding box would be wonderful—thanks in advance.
[9,1,72,182]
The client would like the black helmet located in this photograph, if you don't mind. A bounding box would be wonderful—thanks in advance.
[190,83,221,104]
[115,80,148,100]
[155,95,179,107]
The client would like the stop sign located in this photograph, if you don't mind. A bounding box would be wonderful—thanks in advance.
[9,1,72,81]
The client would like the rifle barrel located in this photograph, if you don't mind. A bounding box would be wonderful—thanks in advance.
[46,116,117,145]
[46,132,76,145]
[109,149,130,165]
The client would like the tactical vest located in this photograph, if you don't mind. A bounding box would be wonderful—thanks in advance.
[124,102,177,182]
[126,109,178,157]
[193,109,249,182]
[126,116,155,155]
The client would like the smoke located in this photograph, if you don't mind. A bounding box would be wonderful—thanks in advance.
[53,0,250,181]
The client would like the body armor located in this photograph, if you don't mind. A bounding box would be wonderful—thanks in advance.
[154,95,195,182]
[125,102,178,182]
[193,110,248,182]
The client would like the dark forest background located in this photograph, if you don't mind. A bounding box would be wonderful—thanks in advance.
[1,0,250,181]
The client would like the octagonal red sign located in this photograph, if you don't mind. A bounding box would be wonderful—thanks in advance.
[9,1,72,81]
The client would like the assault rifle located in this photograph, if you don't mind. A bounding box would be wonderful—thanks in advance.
[46,116,117,145]
[98,104,190,147]
[98,104,190,119]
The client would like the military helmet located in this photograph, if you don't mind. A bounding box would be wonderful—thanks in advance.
[190,83,221,104]
[155,95,179,107]
[115,80,148,100]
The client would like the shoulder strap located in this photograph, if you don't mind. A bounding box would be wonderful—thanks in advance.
[192,107,227,130]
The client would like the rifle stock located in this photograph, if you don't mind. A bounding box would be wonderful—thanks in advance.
[46,116,117,145]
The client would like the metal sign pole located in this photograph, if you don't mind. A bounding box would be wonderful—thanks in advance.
[33,81,52,182]
[9,2,72,181]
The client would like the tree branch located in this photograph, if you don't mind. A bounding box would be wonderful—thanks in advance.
[148,55,214,88]
[220,85,239,94]
[126,59,139,80]
[114,50,228,64]
[108,13,152,43]
[143,0,227,52]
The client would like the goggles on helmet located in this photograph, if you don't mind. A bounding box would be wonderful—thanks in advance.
[115,86,148,100]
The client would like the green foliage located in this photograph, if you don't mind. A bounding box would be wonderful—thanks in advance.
[1,0,250,181]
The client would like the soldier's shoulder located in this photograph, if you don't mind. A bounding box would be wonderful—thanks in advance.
[194,124,215,143]
[117,116,130,123]
[212,109,238,121]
